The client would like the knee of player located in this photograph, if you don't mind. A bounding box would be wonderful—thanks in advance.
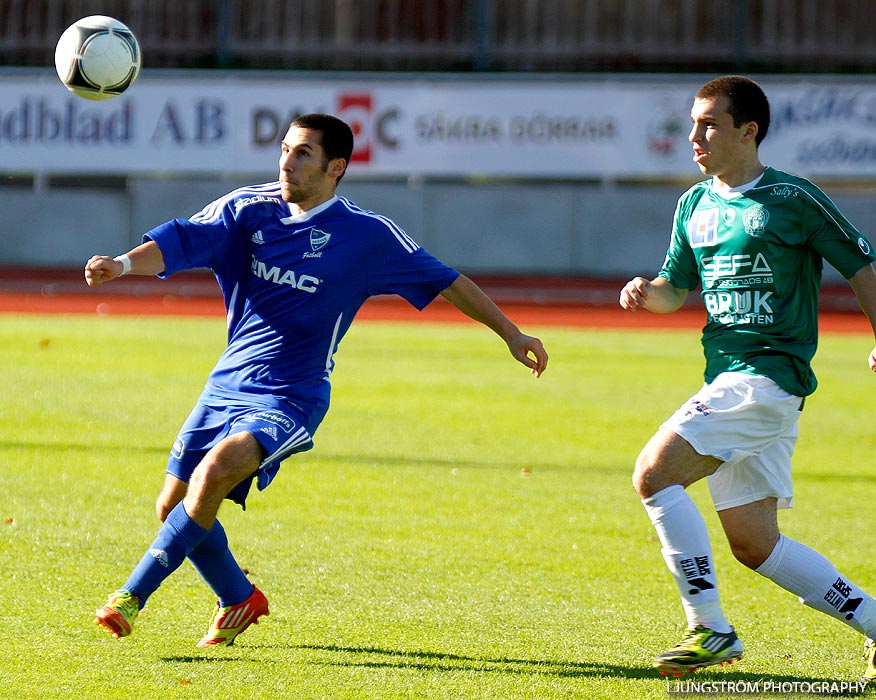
[728,538,772,570]
[191,449,258,493]
[632,457,665,499]
[155,494,178,522]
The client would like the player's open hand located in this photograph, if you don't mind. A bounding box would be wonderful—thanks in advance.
[508,332,548,378]
[84,255,125,286]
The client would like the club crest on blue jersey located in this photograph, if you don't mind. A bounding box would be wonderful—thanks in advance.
[689,208,718,248]
[309,228,331,251]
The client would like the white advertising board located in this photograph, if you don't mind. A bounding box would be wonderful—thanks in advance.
[1,71,875,180]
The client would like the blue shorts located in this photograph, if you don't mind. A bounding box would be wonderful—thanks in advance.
[167,396,324,507]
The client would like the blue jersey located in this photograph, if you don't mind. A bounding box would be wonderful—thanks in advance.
[145,182,459,420]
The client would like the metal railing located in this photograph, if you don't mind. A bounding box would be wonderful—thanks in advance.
[1,0,875,72]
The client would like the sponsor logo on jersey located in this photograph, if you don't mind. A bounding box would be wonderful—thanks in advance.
[701,253,776,325]
[770,185,796,197]
[251,257,321,293]
[251,410,296,434]
[252,230,265,245]
[742,204,770,237]
[701,253,773,285]
[309,228,331,251]
[703,289,773,316]
[689,208,718,247]
[233,194,284,212]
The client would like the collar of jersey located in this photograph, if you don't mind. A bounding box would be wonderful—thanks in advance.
[709,169,766,199]
[280,195,339,225]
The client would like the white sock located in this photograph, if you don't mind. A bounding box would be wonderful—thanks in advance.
[756,534,876,637]
[642,485,732,633]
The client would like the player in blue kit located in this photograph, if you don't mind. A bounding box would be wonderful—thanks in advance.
[85,113,548,647]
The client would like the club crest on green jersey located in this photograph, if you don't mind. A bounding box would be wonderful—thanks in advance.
[743,204,770,237]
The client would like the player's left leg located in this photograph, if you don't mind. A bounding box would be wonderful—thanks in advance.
[188,406,315,646]
[724,506,876,626]
[154,452,269,646]
[719,483,876,678]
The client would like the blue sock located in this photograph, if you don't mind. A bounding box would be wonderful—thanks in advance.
[123,501,208,607]
[187,519,255,607]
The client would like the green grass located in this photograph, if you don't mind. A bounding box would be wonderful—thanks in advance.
[2,313,875,699]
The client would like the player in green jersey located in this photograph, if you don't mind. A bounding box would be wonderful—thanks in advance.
[620,75,876,677]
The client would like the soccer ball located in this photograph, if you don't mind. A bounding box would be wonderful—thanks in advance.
[54,15,141,101]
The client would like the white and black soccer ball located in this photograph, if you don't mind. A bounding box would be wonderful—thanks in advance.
[54,15,141,101]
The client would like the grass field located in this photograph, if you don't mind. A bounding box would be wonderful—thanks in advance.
[2,312,876,699]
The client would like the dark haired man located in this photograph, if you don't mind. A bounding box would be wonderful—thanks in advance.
[620,76,876,675]
[86,113,548,647]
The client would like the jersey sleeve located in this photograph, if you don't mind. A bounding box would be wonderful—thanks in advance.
[143,196,245,277]
[366,222,459,310]
[658,195,701,290]
[802,186,876,279]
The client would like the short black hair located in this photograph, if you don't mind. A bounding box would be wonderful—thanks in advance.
[290,113,354,180]
[696,75,771,146]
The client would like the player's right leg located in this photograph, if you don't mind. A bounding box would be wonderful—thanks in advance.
[95,477,190,639]
[635,430,740,674]
[641,481,742,675]
[94,590,140,639]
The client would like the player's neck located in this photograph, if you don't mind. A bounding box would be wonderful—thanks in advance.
[287,193,338,217]
[283,195,339,222]
[712,160,766,191]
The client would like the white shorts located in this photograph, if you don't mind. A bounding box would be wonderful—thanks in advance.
[661,372,804,511]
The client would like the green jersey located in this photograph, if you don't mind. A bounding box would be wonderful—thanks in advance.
[659,166,875,397]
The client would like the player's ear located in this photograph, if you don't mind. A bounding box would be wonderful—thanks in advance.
[742,121,758,144]
[328,158,348,181]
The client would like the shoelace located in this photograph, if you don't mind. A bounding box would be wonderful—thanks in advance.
[111,594,139,619]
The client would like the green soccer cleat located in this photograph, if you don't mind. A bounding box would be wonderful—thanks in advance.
[196,586,269,648]
[862,638,876,682]
[653,625,743,676]
[94,590,140,639]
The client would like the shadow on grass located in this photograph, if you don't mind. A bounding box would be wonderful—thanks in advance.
[311,451,624,475]
[265,643,861,687]
[0,440,168,456]
[162,655,243,663]
[159,643,867,695]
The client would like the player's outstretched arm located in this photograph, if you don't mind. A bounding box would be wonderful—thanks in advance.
[848,262,876,373]
[439,274,548,378]
[84,241,166,286]
[619,276,689,314]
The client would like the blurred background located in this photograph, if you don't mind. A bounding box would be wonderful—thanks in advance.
[2,0,876,298]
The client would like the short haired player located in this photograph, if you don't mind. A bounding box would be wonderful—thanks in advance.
[86,113,548,647]
[619,76,876,676]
